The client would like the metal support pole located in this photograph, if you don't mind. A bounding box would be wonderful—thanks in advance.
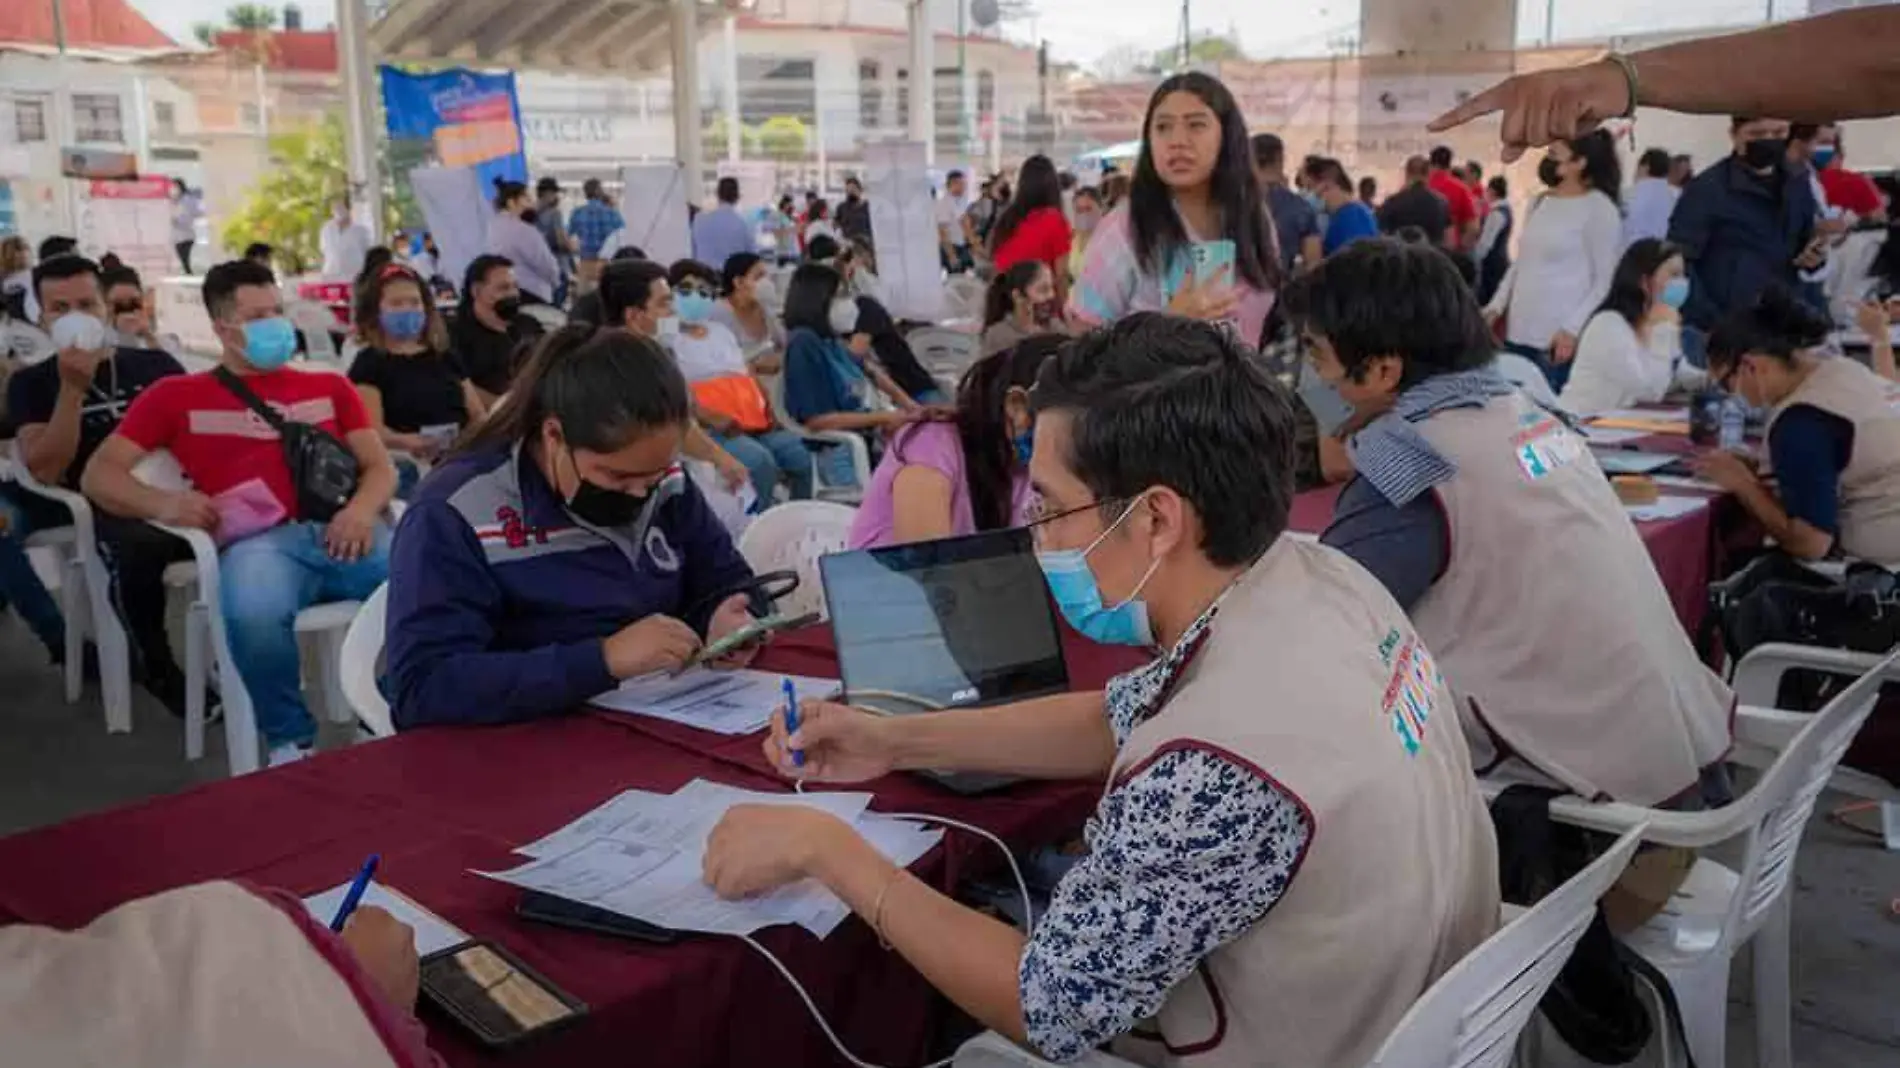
[671,0,704,199]
[908,0,935,166]
[337,0,383,238]
[723,15,742,163]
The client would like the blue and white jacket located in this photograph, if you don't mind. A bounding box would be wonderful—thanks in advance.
[386,444,753,729]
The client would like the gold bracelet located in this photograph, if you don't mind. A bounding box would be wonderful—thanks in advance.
[869,868,902,950]
[1605,52,1640,118]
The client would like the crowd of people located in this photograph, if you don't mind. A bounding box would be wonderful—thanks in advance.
[5,6,1900,1064]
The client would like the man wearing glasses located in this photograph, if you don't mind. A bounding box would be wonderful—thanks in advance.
[700,313,1499,1068]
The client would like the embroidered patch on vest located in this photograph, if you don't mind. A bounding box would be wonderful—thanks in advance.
[1510,415,1584,481]
[1380,635,1440,757]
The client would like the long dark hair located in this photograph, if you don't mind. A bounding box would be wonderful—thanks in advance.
[1596,239,1681,328]
[493,178,528,213]
[460,324,690,455]
[782,263,845,337]
[983,261,1045,328]
[855,296,937,399]
[898,333,1064,532]
[988,155,1063,255]
[1569,129,1624,206]
[1130,72,1280,292]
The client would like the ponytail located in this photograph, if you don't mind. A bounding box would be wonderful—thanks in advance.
[982,260,1043,328]
[459,324,690,455]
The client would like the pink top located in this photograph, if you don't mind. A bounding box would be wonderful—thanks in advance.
[846,421,1033,549]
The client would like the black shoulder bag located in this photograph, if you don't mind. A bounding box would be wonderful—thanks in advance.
[214,367,360,522]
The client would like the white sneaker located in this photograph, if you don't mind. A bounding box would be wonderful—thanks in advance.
[267,743,312,767]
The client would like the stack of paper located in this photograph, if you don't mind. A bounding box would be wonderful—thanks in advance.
[591,669,837,735]
[1626,496,1712,522]
[477,779,942,939]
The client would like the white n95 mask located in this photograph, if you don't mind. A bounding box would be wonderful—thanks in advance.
[51,312,107,352]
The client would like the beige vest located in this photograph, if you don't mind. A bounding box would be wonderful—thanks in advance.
[1762,355,1900,567]
[0,881,441,1068]
[1112,538,1499,1068]
[1411,394,1733,805]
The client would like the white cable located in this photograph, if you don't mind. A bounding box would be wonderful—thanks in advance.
[735,798,1035,1068]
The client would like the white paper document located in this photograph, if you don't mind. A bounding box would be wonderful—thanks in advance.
[590,669,839,735]
[1579,425,1650,447]
[303,880,469,956]
[1650,474,1721,493]
[1592,407,1690,424]
[479,780,941,939]
[1626,496,1712,522]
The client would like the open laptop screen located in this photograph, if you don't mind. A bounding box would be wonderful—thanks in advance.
[820,528,1069,711]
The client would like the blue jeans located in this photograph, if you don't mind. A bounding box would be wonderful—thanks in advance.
[1503,341,1572,393]
[713,429,814,508]
[0,487,68,656]
[220,521,391,747]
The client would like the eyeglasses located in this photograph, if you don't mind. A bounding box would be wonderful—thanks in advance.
[1024,496,1119,544]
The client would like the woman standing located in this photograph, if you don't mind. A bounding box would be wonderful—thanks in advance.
[709,252,786,374]
[989,155,1073,305]
[980,261,1059,357]
[1484,130,1623,390]
[349,265,486,496]
[1067,186,1103,280]
[484,179,562,304]
[1068,72,1282,345]
[847,334,1058,549]
[1559,239,1695,414]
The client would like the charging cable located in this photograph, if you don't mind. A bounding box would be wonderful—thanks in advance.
[734,811,1034,1068]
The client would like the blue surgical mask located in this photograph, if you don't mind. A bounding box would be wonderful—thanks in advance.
[1303,190,1325,213]
[1811,146,1837,170]
[1659,277,1691,310]
[676,292,714,324]
[1035,497,1160,647]
[240,317,298,370]
[1013,429,1034,467]
[380,308,426,342]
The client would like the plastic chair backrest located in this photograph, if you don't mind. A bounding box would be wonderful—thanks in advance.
[519,303,568,332]
[340,582,393,737]
[946,275,987,318]
[131,448,192,492]
[736,501,857,622]
[906,327,980,377]
[1490,352,1559,409]
[1367,825,1648,1068]
[284,299,339,361]
[1718,646,1897,945]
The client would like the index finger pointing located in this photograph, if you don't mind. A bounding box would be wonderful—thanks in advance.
[1427,82,1506,133]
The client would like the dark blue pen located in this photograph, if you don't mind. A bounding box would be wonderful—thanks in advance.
[782,677,805,769]
[329,854,381,932]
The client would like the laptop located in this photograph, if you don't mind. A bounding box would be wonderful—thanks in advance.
[820,527,1070,792]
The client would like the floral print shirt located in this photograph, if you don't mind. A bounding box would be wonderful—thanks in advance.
[1018,600,1314,1061]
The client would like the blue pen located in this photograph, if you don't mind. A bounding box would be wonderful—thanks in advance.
[782,677,805,769]
[328,854,381,932]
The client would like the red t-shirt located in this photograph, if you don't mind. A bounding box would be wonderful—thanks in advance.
[117,367,370,521]
[1428,170,1478,240]
[991,206,1074,274]
[1817,166,1884,218]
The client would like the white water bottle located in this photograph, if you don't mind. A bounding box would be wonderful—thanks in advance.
[1719,397,1746,451]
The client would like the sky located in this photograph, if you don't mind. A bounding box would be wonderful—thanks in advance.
[131,0,1804,67]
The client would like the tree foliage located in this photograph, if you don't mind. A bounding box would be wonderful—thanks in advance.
[1148,32,1246,70]
[219,114,397,274]
[756,116,810,161]
[225,4,280,31]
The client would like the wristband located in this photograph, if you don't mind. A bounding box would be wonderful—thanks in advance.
[1605,53,1640,118]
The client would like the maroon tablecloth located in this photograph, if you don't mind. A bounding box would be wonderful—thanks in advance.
[0,629,1144,1068]
[1289,482,1727,633]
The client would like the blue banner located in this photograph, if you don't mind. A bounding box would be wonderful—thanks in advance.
[378,67,528,194]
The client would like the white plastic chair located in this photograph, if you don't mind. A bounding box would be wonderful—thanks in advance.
[945,275,988,320]
[736,501,857,623]
[3,443,134,732]
[759,372,872,505]
[955,825,1650,1068]
[1532,646,1900,1068]
[906,325,982,380]
[284,299,341,363]
[133,449,364,775]
[339,582,393,738]
[518,302,568,332]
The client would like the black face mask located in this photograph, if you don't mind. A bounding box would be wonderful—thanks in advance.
[492,295,523,322]
[563,448,650,528]
[1537,156,1562,188]
[1741,138,1787,172]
